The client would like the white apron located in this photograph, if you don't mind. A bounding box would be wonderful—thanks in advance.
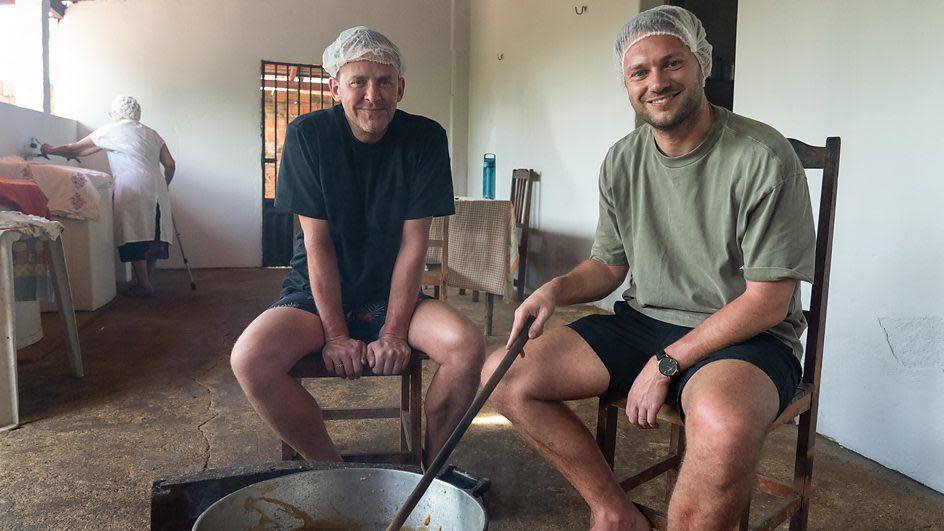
[89,120,173,246]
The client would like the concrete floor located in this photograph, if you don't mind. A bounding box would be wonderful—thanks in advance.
[1,268,942,530]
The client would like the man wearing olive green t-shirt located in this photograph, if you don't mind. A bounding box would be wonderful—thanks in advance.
[481,7,815,530]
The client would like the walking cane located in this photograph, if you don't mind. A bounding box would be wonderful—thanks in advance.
[172,218,196,290]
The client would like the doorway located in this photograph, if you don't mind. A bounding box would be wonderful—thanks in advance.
[260,60,332,266]
[670,0,737,110]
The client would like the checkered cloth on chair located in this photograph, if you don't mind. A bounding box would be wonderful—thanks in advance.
[444,198,513,297]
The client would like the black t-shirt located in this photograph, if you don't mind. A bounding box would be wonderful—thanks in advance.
[275,104,455,307]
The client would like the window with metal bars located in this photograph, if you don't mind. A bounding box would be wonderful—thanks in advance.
[260,60,333,266]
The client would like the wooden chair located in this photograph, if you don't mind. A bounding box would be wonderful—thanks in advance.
[422,216,449,301]
[280,350,427,466]
[510,169,538,301]
[281,218,443,463]
[469,169,538,334]
[594,137,841,530]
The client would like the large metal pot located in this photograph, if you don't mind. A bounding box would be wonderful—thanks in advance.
[193,467,487,530]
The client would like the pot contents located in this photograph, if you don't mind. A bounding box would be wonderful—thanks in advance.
[243,494,437,531]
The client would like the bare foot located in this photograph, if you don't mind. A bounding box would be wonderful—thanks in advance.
[590,502,652,531]
[127,285,156,298]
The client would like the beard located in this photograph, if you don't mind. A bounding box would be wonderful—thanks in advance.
[633,81,704,132]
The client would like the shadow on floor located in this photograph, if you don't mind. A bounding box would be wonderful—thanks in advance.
[1,269,942,530]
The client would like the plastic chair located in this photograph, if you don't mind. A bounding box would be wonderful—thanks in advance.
[0,225,83,431]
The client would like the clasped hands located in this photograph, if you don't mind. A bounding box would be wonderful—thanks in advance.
[322,333,411,379]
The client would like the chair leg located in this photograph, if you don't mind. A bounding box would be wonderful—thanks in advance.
[0,235,20,431]
[409,360,423,466]
[472,290,479,302]
[516,252,526,302]
[665,424,685,504]
[485,293,494,336]
[433,285,440,300]
[737,496,751,530]
[790,409,816,531]
[281,440,299,461]
[595,400,618,470]
[46,238,83,378]
[400,370,410,452]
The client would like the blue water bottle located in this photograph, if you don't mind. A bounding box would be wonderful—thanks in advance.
[483,153,496,199]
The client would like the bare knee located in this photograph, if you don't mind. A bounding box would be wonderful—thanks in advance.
[230,333,279,391]
[686,394,768,449]
[683,398,766,485]
[482,348,530,417]
[230,334,253,377]
[437,319,486,374]
[480,347,502,385]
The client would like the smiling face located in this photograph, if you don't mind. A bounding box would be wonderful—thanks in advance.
[329,60,405,143]
[621,34,705,132]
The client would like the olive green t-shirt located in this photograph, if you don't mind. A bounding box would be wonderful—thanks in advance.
[590,105,815,358]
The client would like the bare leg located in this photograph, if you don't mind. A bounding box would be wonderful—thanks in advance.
[146,257,157,281]
[668,359,780,530]
[407,300,485,465]
[130,259,154,295]
[482,327,649,531]
[230,307,340,461]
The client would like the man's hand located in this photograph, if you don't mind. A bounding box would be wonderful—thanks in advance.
[625,356,671,429]
[322,336,367,379]
[40,143,52,155]
[367,334,412,375]
[506,285,558,349]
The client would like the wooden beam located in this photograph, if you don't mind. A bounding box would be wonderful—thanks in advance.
[617,454,682,491]
[322,407,401,420]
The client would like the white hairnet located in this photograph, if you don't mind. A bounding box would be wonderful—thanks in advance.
[110,95,141,121]
[614,6,713,83]
[322,26,404,79]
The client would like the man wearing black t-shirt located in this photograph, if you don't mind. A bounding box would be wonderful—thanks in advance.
[231,27,485,465]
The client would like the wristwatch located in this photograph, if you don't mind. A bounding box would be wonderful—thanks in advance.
[655,349,679,378]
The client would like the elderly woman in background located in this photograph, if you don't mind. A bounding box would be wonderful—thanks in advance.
[42,95,176,297]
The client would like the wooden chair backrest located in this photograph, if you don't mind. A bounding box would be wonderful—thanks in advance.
[427,215,449,268]
[510,169,538,229]
[788,137,841,393]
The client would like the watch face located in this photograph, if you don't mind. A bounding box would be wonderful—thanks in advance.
[659,356,679,377]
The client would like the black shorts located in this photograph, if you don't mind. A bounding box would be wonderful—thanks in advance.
[567,301,802,416]
[269,290,434,344]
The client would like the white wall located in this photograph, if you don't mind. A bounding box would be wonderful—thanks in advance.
[734,1,944,492]
[0,102,109,173]
[0,102,75,158]
[49,0,469,268]
[467,0,638,303]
